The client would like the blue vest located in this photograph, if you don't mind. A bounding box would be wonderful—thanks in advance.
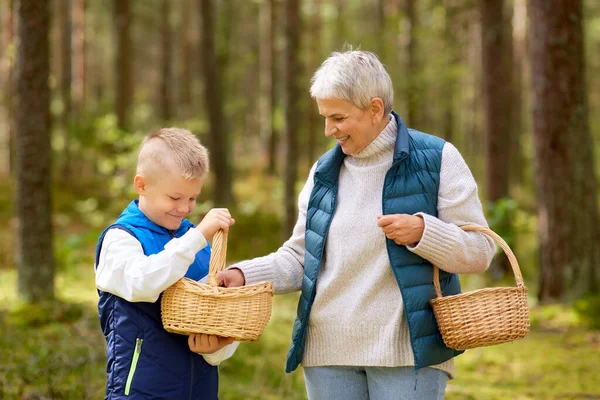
[286,112,463,373]
[95,200,218,400]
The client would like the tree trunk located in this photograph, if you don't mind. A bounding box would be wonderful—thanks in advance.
[529,0,600,301]
[267,0,280,175]
[510,0,526,187]
[404,0,417,126]
[15,0,54,302]
[60,0,73,181]
[160,0,172,122]
[441,0,460,143]
[0,0,14,177]
[114,0,132,132]
[259,0,273,162]
[480,0,512,277]
[283,0,301,237]
[306,0,320,167]
[72,0,84,118]
[199,0,233,205]
[179,0,193,109]
[376,0,386,61]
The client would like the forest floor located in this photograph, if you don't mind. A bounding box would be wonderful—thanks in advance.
[1,264,599,400]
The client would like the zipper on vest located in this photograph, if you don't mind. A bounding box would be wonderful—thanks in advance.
[168,229,176,238]
[124,338,143,396]
[188,354,195,400]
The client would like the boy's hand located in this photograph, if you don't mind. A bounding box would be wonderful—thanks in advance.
[197,208,235,241]
[188,333,234,354]
[217,268,245,287]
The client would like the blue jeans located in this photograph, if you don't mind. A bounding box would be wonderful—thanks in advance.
[303,366,448,400]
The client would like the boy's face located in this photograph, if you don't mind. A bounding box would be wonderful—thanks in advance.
[135,172,203,230]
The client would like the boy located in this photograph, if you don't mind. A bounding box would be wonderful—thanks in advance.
[95,128,237,400]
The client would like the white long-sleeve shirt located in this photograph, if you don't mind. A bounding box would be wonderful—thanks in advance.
[95,227,238,365]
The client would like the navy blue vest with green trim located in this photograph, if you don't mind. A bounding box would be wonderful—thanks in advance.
[285,112,463,373]
[95,200,218,399]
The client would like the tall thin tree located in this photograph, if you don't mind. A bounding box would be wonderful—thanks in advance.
[283,0,301,237]
[14,0,54,302]
[1,0,15,177]
[529,0,600,301]
[267,0,280,175]
[160,0,172,122]
[480,0,512,276]
[179,0,193,109]
[199,0,233,205]
[114,0,132,132]
[403,0,417,126]
[60,0,72,180]
[306,0,321,167]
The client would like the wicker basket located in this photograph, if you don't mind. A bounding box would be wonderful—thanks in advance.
[429,224,530,350]
[161,230,274,341]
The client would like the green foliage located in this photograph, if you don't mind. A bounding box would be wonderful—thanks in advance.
[573,293,600,330]
[6,301,85,327]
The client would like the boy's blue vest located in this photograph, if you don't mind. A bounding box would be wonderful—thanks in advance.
[95,200,218,400]
[286,112,463,373]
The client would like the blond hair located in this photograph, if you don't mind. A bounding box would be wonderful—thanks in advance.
[137,128,209,181]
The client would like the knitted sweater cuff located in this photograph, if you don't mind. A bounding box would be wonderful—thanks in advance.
[228,259,274,286]
[407,212,457,268]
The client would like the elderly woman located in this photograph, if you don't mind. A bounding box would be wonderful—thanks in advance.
[219,50,495,399]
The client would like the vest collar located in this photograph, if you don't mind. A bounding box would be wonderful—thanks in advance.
[118,200,193,236]
[391,111,410,163]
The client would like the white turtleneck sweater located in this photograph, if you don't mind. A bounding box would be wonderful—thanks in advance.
[231,116,495,378]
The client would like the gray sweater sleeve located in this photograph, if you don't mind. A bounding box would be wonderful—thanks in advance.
[407,142,496,273]
[229,164,316,293]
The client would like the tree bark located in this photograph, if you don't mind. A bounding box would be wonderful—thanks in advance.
[60,0,73,181]
[0,0,14,177]
[283,0,301,237]
[160,0,172,122]
[480,0,512,276]
[529,0,600,301]
[259,0,273,162]
[510,0,526,186]
[72,0,85,117]
[306,0,320,167]
[199,0,233,205]
[268,0,280,175]
[114,0,132,132]
[404,0,417,127]
[14,0,54,302]
[179,0,193,109]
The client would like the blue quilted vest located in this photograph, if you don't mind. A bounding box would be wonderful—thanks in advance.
[286,112,463,373]
[95,200,218,400]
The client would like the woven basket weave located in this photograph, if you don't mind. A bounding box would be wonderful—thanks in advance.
[161,230,274,341]
[429,224,530,350]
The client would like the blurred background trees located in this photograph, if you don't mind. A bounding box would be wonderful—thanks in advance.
[1,0,599,305]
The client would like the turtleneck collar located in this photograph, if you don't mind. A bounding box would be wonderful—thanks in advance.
[346,115,397,166]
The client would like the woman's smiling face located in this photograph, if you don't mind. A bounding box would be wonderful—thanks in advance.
[316,98,381,155]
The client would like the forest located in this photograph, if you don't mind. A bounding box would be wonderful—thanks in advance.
[0,0,599,399]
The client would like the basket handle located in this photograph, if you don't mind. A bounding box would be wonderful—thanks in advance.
[432,224,524,298]
[206,229,227,286]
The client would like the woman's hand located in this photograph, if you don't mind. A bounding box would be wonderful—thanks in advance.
[217,268,245,287]
[377,214,424,246]
[188,333,234,354]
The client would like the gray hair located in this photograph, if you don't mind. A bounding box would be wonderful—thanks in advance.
[310,50,394,115]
